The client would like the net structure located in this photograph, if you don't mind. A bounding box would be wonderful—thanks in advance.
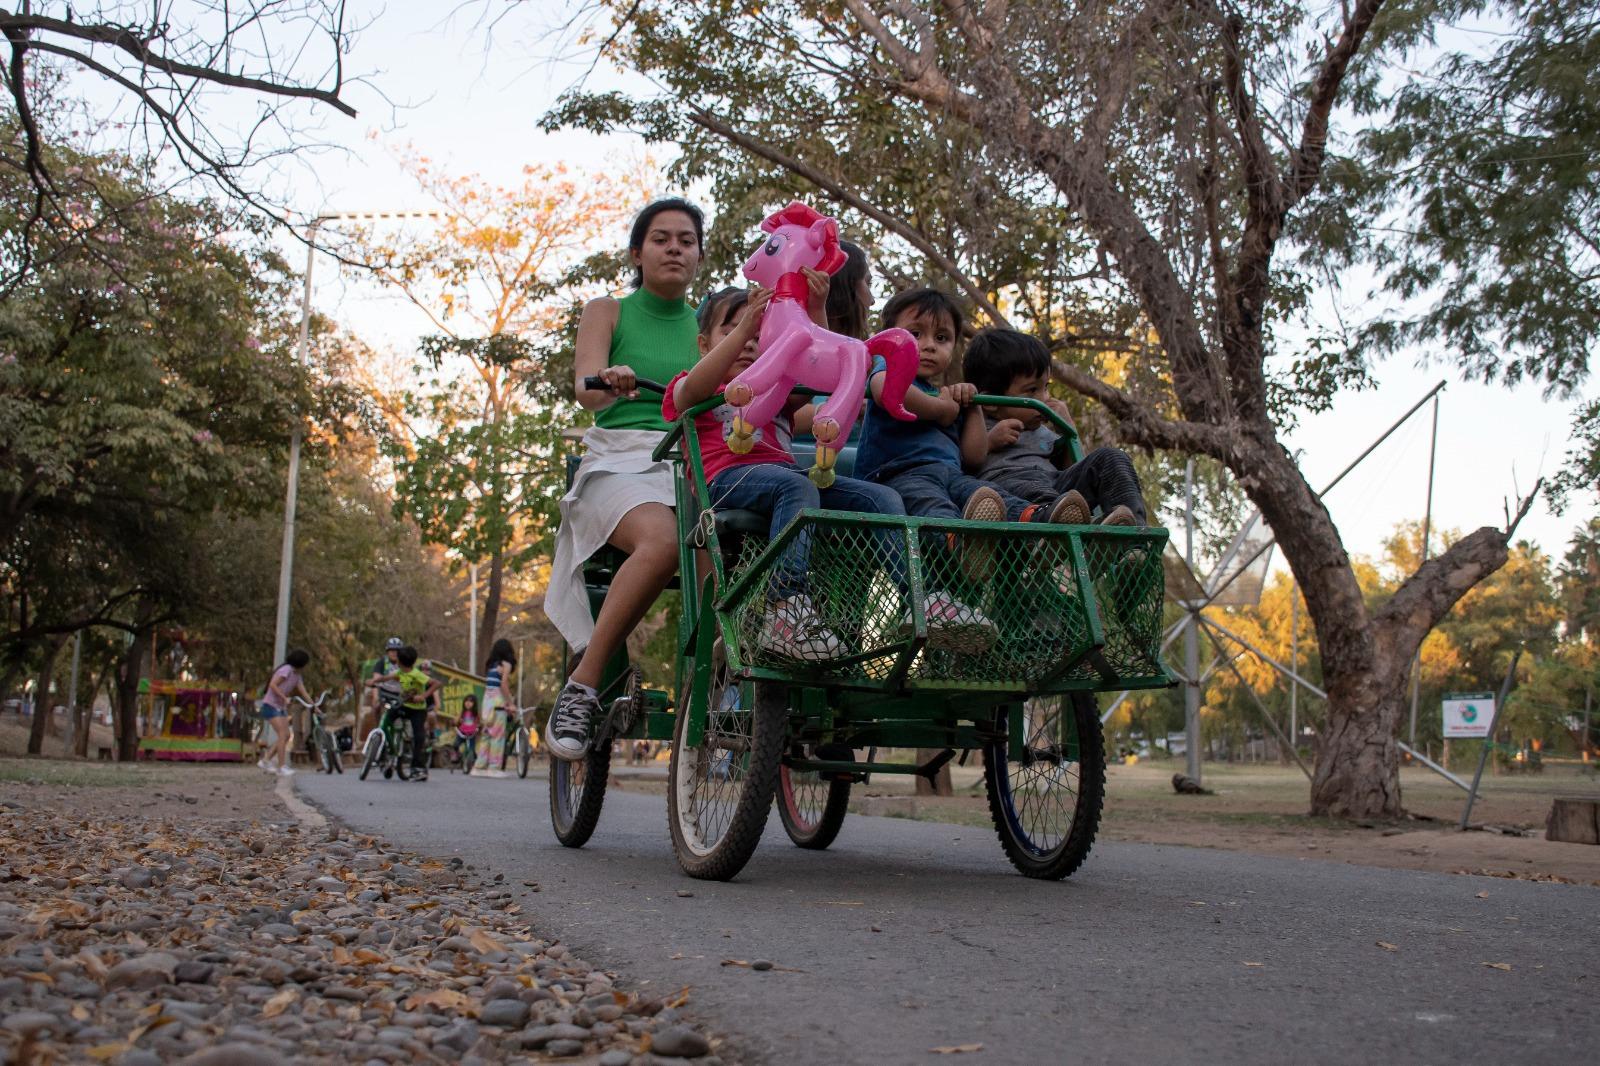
[713,510,1170,695]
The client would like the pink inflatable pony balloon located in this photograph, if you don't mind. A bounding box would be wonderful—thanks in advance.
[725,201,918,488]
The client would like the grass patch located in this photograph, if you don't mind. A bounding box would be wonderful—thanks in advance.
[0,757,174,788]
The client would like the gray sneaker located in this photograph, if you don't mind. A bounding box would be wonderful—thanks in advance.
[546,681,599,761]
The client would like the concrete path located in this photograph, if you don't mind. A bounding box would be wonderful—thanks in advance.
[297,769,1597,1064]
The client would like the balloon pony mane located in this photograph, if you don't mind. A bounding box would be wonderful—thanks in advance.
[725,201,918,487]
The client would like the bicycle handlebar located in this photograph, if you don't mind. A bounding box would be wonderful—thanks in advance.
[292,690,330,709]
[582,374,667,396]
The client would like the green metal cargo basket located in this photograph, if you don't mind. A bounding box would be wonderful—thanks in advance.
[715,510,1169,695]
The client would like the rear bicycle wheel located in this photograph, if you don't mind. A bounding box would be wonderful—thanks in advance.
[667,641,786,881]
[549,741,613,847]
[983,693,1105,879]
[516,727,532,779]
[359,730,384,781]
[777,758,850,850]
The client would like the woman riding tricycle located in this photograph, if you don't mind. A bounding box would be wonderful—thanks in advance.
[544,200,1169,882]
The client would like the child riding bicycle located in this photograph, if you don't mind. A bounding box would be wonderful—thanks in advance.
[364,645,439,782]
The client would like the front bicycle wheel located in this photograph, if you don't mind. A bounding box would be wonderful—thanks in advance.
[394,733,414,781]
[667,641,786,881]
[776,756,850,850]
[983,693,1105,880]
[516,728,532,779]
[550,740,613,847]
[315,729,337,774]
[359,730,384,781]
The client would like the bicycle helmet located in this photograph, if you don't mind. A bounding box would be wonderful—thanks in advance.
[385,636,403,651]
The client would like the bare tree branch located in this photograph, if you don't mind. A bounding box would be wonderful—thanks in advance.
[688,106,1012,326]
[1050,358,1227,456]
[0,9,356,116]
[1288,0,1383,202]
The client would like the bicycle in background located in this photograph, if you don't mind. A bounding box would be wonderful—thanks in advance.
[295,691,338,774]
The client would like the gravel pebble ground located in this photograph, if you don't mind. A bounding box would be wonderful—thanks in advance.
[0,763,726,1064]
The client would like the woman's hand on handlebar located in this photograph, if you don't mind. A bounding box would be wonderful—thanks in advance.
[592,365,638,399]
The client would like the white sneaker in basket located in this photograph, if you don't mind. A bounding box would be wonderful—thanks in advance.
[924,592,998,654]
[760,596,845,661]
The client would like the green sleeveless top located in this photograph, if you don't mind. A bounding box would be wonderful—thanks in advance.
[595,287,699,433]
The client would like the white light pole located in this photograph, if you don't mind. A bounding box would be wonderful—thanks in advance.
[468,561,479,669]
[272,210,443,666]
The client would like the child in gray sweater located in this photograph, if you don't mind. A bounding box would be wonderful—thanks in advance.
[962,328,1147,526]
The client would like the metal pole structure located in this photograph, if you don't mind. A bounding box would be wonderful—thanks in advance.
[273,221,321,667]
[272,210,443,668]
[1408,395,1441,747]
[1216,650,1314,781]
[1198,380,1449,613]
[1183,459,1201,781]
[1459,650,1523,830]
[1200,616,1472,791]
[1289,588,1299,754]
[468,562,479,670]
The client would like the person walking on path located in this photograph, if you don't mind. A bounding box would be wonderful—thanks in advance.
[259,649,311,776]
[472,639,517,778]
[545,198,706,761]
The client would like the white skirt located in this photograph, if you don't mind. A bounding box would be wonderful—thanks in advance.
[544,428,676,650]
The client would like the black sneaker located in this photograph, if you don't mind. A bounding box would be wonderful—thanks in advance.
[546,681,599,761]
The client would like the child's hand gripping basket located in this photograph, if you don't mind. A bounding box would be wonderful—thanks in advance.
[716,511,1170,694]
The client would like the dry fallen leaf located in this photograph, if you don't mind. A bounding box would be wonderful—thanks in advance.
[353,948,386,965]
[405,988,478,1015]
[468,928,507,955]
[85,1044,129,1061]
[1376,942,1399,952]
[331,946,354,966]
[665,986,692,1009]
[720,959,751,968]
[930,1044,984,1054]
[1483,962,1512,971]
[1475,891,1489,899]
[262,988,299,1018]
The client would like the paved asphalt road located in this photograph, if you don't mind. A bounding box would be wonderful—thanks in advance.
[297,769,1597,1065]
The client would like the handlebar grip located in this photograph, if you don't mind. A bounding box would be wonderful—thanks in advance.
[582,374,667,396]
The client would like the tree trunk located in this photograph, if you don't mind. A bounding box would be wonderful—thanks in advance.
[72,664,109,758]
[116,625,154,762]
[477,549,505,666]
[1308,655,1408,817]
[26,636,66,755]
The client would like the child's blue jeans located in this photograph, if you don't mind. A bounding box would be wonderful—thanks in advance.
[707,462,907,601]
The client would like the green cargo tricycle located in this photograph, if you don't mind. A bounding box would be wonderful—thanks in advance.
[549,377,1170,881]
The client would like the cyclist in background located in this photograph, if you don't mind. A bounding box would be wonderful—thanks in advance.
[368,637,404,739]
[364,645,440,782]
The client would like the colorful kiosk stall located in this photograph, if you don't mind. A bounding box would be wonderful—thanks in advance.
[137,680,253,761]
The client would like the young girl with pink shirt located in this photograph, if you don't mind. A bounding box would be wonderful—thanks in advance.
[662,285,909,661]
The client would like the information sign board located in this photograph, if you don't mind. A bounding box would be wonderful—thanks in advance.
[1442,692,1496,738]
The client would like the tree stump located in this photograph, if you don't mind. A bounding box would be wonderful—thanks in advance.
[1545,797,1600,845]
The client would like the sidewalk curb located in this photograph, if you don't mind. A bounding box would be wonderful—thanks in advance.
[276,773,327,829]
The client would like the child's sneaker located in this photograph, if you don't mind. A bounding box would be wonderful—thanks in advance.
[960,487,1007,582]
[925,592,998,653]
[760,596,845,662]
[1097,504,1137,527]
[1046,490,1091,524]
